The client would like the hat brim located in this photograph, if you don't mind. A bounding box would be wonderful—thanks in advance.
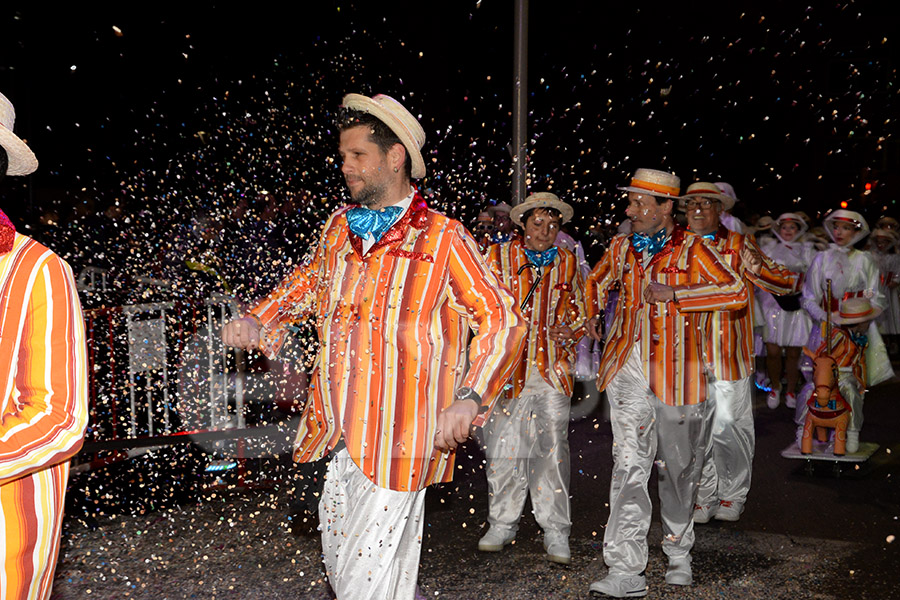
[617,185,680,199]
[831,305,883,325]
[342,94,425,179]
[510,198,574,227]
[0,128,38,176]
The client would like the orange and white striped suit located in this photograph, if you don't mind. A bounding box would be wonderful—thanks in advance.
[250,196,526,492]
[0,219,89,600]
[587,226,748,406]
[702,225,800,382]
[486,239,586,398]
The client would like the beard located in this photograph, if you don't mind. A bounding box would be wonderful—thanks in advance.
[348,177,387,207]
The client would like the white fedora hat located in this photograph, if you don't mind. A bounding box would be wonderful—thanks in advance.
[679,181,736,211]
[0,92,38,176]
[617,168,681,199]
[510,192,574,227]
[341,93,426,179]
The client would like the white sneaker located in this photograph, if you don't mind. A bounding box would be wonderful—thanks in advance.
[766,390,780,409]
[785,392,797,409]
[693,502,716,524]
[589,572,648,598]
[543,531,571,565]
[714,500,744,521]
[665,555,692,586]
[846,430,860,454]
[477,526,516,552]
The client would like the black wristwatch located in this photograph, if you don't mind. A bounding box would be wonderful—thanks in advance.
[455,386,485,411]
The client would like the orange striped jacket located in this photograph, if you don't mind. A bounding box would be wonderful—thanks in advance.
[1,224,89,599]
[486,239,586,398]
[250,196,526,492]
[702,226,800,381]
[586,226,748,406]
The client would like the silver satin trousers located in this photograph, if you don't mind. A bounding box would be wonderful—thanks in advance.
[319,448,426,600]
[483,384,572,536]
[603,347,714,574]
[696,376,755,505]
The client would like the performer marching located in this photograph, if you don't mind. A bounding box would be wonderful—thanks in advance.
[680,183,801,525]
[798,209,893,453]
[479,192,585,565]
[585,169,748,597]
[221,93,526,600]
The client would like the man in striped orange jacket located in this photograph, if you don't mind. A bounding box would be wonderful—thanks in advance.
[479,192,585,565]
[0,92,89,599]
[222,93,525,600]
[585,169,748,598]
[680,182,800,525]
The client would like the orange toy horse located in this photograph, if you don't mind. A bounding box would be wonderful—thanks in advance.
[800,350,852,456]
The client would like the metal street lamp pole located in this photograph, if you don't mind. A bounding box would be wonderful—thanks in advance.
[512,0,528,205]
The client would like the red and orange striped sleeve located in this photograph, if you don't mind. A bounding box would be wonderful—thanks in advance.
[0,241,88,484]
[672,237,748,312]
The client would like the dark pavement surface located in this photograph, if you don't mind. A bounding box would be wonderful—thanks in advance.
[53,376,900,599]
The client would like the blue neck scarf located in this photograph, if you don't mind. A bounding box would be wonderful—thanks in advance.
[346,205,404,242]
[701,232,717,241]
[524,246,558,267]
[631,228,668,255]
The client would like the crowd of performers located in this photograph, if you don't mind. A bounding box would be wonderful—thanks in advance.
[217,93,898,599]
[3,82,895,599]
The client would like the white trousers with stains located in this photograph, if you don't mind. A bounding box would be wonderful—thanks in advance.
[319,448,426,600]
[603,346,714,575]
[482,376,572,537]
[696,376,755,506]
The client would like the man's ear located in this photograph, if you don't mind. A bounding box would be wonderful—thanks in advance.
[660,198,674,216]
[388,142,407,173]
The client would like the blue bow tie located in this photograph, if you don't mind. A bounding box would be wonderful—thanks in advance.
[701,232,717,241]
[631,228,668,255]
[524,247,558,267]
[346,205,404,242]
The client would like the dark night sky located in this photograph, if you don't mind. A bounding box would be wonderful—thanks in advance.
[1,1,898,235]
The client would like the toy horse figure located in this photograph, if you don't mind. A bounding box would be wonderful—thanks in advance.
[800,350,852,455]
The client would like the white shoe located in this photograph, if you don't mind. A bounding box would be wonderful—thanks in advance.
[477,526,516,552]
[665,555,692,586]
[785,392,797,409]
[693,502,716,524]
[714,500,743,521]
[543,531,571,565]
[846,430,860,454]
[589,572,648,598]
[766,390,780,409]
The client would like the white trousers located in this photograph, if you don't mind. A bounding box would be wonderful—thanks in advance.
[603,347,714,574]
[483,383,572,536]
[319,448,426,600]
[696,376,755,506]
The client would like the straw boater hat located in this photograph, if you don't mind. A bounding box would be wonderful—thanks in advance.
[0,92,38,176]
[617,168,681,199]
[341,93,426,179]
[876,216,900,230]
[823,209,870,246]
[510,192,574,227]
[773,212,809,243]
[831,296,882,325]
[488,201,512,216]
[679,181,736,211]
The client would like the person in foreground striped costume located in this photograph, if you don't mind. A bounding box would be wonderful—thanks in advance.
[0,91,89,600]
[479,192,585,565]
[221,93,526,600]
[679,182,801,525]
[584,169,748,598]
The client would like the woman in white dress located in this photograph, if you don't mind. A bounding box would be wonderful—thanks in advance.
[798,210,894,453]
[758,213,817,409]
[869,228,900,357]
